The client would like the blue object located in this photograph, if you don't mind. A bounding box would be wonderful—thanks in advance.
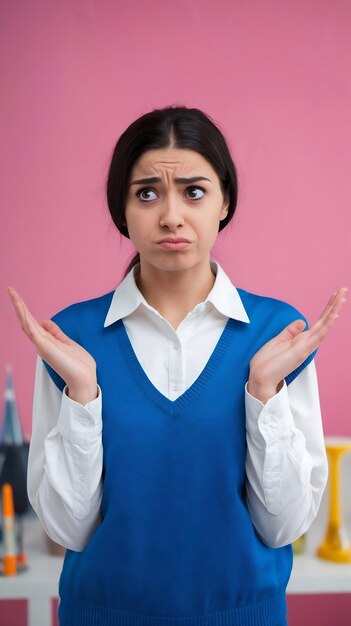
[42,288,316,626]
[1,364,23,445]
[0,365,29,516]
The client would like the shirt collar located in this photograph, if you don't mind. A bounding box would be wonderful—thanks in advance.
[103,259,250,327]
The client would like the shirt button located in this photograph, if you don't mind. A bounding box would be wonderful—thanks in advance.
[80,418,89,426]
[79,474,86,482]
[173,344,179,350]
[173,384,178,391]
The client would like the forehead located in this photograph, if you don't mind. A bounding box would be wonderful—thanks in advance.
[130,148,215,175]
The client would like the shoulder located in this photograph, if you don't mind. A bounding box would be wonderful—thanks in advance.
[42,290,116,392]
[49,290,115,337]
[236,287,311,330]
[236,287,317,385]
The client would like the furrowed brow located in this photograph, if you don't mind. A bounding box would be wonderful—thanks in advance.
[128,176,211,186]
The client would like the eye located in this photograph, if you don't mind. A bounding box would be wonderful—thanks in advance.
[186,186,206,200]
[135,188,158,202]
[135,185,206,203]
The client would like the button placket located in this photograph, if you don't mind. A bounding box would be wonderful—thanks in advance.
[168,336,183,399]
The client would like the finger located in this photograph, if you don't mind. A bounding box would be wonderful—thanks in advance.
[305,288,347,342]
[302,299,346,353]
[316,290,340,326]
[277,319,307,343]
[331,290,348,317]
[8,287,37,333]
[41,320,73,345]
[9,288,74,357]
[305,312,340,351]
[310,289,347,336]
[314,288,344,330]
[321,288,348,323]
[8,287,26,326]
[8,287,50,343]
[292,288,347,357]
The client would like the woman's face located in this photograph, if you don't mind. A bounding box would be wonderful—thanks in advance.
[124,147,229,273]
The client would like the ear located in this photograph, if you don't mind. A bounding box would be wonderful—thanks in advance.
[220,194,230,221]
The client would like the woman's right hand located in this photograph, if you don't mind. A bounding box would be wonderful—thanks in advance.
[7,286,98,404]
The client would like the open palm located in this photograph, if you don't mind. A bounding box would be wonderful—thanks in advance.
[249,287,348,391]
[7,286,96,391]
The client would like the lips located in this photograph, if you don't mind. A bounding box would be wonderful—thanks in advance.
[158,238,191,243]
[158,238,192,250]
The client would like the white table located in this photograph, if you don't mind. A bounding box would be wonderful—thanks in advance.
[1,505,351,626]
[0,514,63,626]
[289,554,351,594]
[287,451,351,594]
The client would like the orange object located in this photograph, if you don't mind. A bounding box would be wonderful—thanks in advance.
[16,552,27,566]
[2,483,17,576]
[2,483,14,516]
[3,554,17,575]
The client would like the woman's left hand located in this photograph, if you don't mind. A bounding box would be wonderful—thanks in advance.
[247,287,348,403]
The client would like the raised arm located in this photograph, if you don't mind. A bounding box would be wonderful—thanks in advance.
[243,286,347,547]
[8,287,104,551]
[28,355,103,551]
[244,359,328,547]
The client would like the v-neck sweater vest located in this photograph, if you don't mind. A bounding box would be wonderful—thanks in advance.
[43,287,317,626]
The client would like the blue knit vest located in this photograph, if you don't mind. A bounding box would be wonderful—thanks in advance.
[43,287,317,626]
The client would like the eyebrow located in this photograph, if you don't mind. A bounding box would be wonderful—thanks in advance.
[128,176,212,187]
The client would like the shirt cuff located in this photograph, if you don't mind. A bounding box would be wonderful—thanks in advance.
[245,379,295,443]
[56,384,102,442]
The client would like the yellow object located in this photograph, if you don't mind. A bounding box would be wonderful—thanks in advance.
[292,533,306,555]
[317,437,351,563]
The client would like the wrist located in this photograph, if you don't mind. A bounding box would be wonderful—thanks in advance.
[247,378,284,405]
[66,381,99,405]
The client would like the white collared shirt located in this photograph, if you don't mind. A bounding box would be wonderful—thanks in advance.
[27,260,328,551]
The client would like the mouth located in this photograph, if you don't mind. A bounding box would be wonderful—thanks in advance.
[157,238,192,251]
[157,238,191,243]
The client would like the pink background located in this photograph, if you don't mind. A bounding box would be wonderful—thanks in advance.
[1,1,350,624]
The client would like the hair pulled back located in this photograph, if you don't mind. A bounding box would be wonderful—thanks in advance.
[106,106,239,276]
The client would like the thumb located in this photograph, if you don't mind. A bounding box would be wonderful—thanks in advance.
[41,320,73,345]
[278,319,306,341]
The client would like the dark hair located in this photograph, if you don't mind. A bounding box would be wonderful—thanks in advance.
[106,105,239,277]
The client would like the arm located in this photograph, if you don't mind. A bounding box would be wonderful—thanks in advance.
[27,355,103,551]
[244,359,328,548]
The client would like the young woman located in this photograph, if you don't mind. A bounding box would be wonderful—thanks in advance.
[8,106,347,626]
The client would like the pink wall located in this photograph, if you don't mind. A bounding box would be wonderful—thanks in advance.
[1,1,350,624]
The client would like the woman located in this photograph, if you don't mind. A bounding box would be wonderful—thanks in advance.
[8,106,347,626]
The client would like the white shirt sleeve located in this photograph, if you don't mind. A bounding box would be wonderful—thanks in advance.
[27,355,104,551]
[244,358,328,548]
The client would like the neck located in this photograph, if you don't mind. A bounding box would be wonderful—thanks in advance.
[134,258,216,324]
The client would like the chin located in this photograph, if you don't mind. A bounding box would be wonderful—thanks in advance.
[152,257,203,273]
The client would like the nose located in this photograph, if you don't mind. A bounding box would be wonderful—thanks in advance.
[159,194,185,230]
